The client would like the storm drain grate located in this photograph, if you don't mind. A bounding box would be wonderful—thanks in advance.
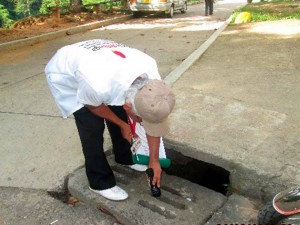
[68,154,228,225]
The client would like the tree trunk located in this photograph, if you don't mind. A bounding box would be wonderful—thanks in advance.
[26,0,31,16]
[70,0,83,12]
[71,0,83,6]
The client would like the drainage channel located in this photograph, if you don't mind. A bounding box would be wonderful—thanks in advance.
[67,151,229,225]
[164,148,230,196]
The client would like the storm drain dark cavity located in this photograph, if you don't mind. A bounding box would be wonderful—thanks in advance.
[164,149,230,196]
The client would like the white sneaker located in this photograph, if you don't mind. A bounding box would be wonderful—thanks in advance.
[128,164,148,172]
[89,186,128,201]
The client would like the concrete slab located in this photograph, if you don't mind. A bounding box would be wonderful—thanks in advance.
[164,20,300,200]
[205,194,259,224]
[0,112,113,191]
[68,155,227,225]
[0,75,113,190]
[0,73,60,116]
[0,113,83,189]
[0,187,117,225]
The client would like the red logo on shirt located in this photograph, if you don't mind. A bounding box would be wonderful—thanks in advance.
[112,50,126,58]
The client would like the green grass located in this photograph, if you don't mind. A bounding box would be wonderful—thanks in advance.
[187,0,203,4]
[231,0,300,23]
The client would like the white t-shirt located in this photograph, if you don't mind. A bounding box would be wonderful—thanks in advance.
[45,39,161,118]
[128,118,166,158]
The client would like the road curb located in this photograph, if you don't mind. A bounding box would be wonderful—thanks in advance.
[164,15,233,86]
[0,15,133,52]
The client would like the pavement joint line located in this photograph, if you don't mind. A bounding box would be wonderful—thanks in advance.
[1,72,44,89]
[164,15,233,86]
[0,111,69,118]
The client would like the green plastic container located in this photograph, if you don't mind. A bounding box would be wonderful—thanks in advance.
[132,154,171,168]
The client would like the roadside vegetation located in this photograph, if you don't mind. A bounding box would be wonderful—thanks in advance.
[0,0,126,28]
[1,0,299,28]
[0,0,200,28]
[231,0,300,23]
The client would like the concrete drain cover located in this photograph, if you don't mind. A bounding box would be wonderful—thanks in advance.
[68,155,226,225]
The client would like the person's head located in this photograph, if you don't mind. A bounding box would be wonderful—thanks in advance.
[124,74,175,137]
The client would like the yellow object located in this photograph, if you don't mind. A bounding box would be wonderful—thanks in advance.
[234,12,252,24]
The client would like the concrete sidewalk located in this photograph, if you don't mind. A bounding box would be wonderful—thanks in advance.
[166,19,300,200]
[1,0,299,224]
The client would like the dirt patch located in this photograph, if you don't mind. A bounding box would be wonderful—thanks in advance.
[0,11,129,43]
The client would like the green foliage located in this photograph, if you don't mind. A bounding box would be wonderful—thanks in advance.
[40,0,70,14]
[231,0,300,23]
[15,0,31,17]
[1,0,15,11]
[0,4,14,28]
[1,0,17,19]
[82,0,124,12]
[83,0,101,3]
[186,0,201,4]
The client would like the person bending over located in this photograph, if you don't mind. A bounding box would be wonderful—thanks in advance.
[45,39,175,201]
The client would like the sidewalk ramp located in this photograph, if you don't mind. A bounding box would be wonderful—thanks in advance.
[68,155,227,225]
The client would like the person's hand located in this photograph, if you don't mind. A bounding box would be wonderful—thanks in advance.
[148,160,162,187]
[120,122,132,144]
[85,104,133,144]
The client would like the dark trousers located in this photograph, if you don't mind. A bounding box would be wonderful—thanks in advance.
[73,106,133,190]
[205,0,213,15]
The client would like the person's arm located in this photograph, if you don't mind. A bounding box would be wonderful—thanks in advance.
[85,104,132,143]
[146,134,162,187]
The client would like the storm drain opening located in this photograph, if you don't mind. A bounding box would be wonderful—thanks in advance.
[164,148,230,196]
